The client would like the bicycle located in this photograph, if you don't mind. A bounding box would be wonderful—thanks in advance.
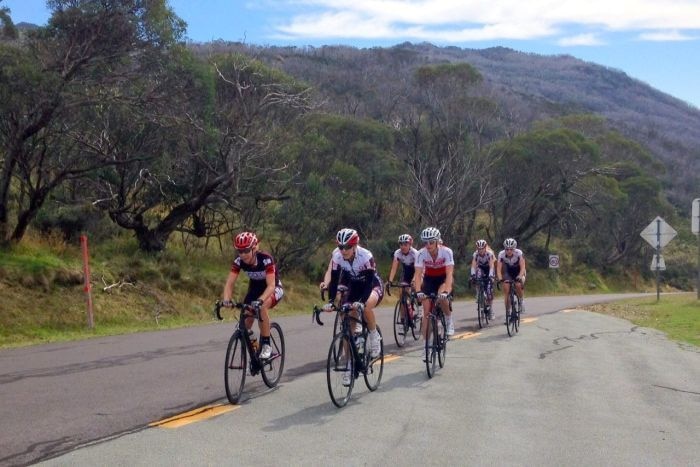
[386,281,421,347]
[313,302,384,408]
[422,292,451,378]
[215,300,286,404]
[499,279,522,337]
[470,276,491,329]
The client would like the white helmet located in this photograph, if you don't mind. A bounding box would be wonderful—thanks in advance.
[336,228,359,247]
[421,227,441,242]
[398,234,413,244]
[503,238,517,249]
[475,239,487,249]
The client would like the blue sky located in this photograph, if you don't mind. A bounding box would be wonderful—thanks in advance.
[4,0,699,108]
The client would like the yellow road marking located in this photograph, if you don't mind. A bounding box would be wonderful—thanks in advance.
[453,331,481,340]
[149,403,239,429]
[521,317,538,323]
[383,353,401,363]
[561,309,580,313]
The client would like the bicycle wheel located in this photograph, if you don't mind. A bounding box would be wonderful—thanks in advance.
[425,317,438,378]
[411,307,422,340]
[437,312,447,368]
[327,333,354,408]
[364,326,384,391]
[393,300,408,347]
[261,322,285,388]
[506,302,517,337]
[514,298,522,333]
[224,331,247,404]
[333,311,341,337]
[477,287,485,329]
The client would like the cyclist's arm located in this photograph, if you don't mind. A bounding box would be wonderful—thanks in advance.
[519,256,526,279]
[470,257,477,276]
[321,258,333,288]
[223,270,239,302]
[489,256,496,277]
[441,264,454,294]
[388,257,399,283]
[259,271,276,303]
[496,260,503,281]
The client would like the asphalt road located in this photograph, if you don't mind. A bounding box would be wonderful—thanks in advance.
[2,293,698,466]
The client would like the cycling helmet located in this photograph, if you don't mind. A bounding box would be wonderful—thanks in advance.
[503,238,517,249]
[398,234,413,244]
[234,231,258,249]
[420,227,441,242]
[336,228,359,246]
[475,239,487,249]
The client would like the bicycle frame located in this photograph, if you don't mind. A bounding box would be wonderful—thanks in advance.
[423,293,450,378]
[502,280,521,336]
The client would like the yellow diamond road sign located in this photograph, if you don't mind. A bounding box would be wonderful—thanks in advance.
[640,216,676,248]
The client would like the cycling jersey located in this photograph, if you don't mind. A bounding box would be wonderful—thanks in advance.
[472,249,495,277]
[393,246,419,283]
[232,251,283,305]
[329,246,384,304]
[416,245,455,277]
[498,248,524,281]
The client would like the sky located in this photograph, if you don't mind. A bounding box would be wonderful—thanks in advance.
[3,0,700,108]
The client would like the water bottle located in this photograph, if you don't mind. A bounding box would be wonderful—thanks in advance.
[356,336,365,355]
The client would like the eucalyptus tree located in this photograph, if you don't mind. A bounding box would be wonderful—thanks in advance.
[88,52,312,252]
[0,0,186,245]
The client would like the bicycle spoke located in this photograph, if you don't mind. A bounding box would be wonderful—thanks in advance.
[327,334,353,408]
[224,332,246,404]
[261,322,285,388]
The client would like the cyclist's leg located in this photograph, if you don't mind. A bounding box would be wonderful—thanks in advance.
[515,280,524,313]
[364,285,383,358]
[258,287,283,358]
[421,299,433,340]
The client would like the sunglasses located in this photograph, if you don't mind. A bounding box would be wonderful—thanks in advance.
[423,240,437,245]
[237,247,253,254]
[339,244,354,251]
[505,248,514,251]
[399,242,410,246]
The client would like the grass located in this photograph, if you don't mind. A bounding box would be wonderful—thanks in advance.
[586,294,700,347]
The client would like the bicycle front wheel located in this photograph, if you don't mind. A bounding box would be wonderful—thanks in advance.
[411,301,422,340]
[477,288,485,329]
[425,317,438,378]
[224,331,247,404]
[506,304,517,337]
[261,322,285,388]
[393,300,408,347]
[514,298,522,333]
[364,326,384,391]
[327,333,354,408]
[437,312,447,368]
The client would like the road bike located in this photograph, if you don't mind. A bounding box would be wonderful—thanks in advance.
[499,280,522,337]
[215,300,286,404]
[471,276,491,329]
[423,293,451,378]
[313,302,384,408]
[386,281,421,347]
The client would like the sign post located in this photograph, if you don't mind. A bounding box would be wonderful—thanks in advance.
[640,216,676,302]
[692,198,699,299]
[80,235,94,330]
[548,254,560,291]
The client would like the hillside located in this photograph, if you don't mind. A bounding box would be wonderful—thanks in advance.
[192,41,699,209]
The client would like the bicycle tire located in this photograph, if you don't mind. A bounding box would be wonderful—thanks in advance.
[477,285,485,329]
[261,322,285,388]
[411,305,422,340]
[364,326,384,391]
[514,298,522,333]
[437,310,447,368]
[224,331,246,404]
[327,333,354,408]
[425,316,438,378]
[393,300,408,348]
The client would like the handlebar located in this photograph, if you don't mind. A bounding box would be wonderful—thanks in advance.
[214,300,261,321]
[312,301,362,326]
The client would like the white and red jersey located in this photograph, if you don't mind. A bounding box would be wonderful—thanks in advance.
[498,248,524,267]
[416,245,455,277]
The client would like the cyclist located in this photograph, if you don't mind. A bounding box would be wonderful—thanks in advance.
[387,233,422,319]
[471,239,496,320]
[319,229,384,374]
[222,232,284,360]
[496,237,526,317]
[414,227,455,336]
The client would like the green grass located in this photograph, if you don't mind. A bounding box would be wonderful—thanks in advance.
[587,294,700,347]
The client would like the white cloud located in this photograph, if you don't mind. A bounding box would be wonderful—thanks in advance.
[558,33,605,46]
[272,0,700,42]
[638,30,696,41]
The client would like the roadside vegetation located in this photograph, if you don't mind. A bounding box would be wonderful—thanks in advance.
[586,294,700,347]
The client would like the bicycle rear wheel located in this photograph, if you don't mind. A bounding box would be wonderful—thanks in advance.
[261,322,285,388]
[477,287,485,329]
[506,305,517,337]
[437,312,447,368]
[224,331,246,404]
[364,326,384,391]
[393,300,408,347]
[425,317,438,378]
[327,333,354,408]
[411,299,422,340]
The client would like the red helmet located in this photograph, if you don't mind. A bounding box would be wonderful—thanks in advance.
[336,228,359,247]
[234,231,258,250]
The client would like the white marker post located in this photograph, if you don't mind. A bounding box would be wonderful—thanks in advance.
[692,198,699,299]
[640,216,676,302]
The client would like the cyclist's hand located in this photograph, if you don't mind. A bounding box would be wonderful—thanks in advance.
[416,292,426,301]
[319,282,327,290]
[439,292,450,300]
[470,274,476,282]
[250,299,263,309]
[322,302,334,312]
[222,299,233,308]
